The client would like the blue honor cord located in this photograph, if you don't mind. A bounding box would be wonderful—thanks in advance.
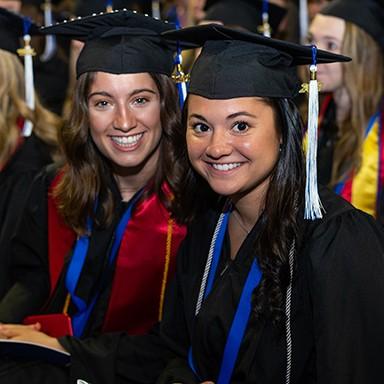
[66,190,143,337]
[189,211,262,383]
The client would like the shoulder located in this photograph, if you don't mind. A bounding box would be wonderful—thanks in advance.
[299,186,384,279]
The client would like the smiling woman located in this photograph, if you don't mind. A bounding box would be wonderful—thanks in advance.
[0,9,186,376]
[87,72,163,197]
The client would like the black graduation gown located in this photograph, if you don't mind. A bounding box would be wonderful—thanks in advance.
[1,187,384,383]
[0,134,53,301]
[0,167,150,336]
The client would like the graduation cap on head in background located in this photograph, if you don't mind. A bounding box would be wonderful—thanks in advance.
[0,7,39,136]
[163,24,351,219]
[20,1,63,62]
[40,9,176,78]
[203,0,286,37]
[320,0,384,50]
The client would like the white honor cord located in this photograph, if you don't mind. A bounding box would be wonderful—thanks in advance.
[194,212,226,316]
[285,238,295,384]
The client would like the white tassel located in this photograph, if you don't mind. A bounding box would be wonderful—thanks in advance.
[18,34,35,137]
[299,0,308,44]
[40,1,57,62]
[152,0,161,19]
[304,64,323,220]
[262,12,271,38]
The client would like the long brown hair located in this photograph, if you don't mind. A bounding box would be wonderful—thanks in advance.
[173,97,305,324]
[331,22,384,184]
[0,49,62,167]
[54,72,181,235]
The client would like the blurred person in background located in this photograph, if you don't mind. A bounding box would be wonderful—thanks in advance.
[308,0,384,224]
[0,8,62,300]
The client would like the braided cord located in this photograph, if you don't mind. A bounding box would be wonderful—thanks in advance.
[285,239,296,384]
[195,212,226,316]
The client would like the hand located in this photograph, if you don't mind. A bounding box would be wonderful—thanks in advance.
[0,323,67,352]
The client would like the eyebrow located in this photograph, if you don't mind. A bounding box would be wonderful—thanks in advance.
[88,88,158,100]
[307,32,341,42]
[226,111,257,120]
[189,111,257,122]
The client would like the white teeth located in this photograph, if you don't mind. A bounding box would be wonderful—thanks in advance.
[111,134,143,147]
[212,162,241,171]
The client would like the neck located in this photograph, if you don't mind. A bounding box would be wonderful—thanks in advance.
[113,149,160,202]
[230,179,269,232]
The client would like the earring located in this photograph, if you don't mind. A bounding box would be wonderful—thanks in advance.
[279,143,283,152]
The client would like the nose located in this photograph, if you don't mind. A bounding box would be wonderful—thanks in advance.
[113,105,136,132]
[205,129,232,159]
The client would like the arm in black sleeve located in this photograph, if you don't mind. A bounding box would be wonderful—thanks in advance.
[0,171,51,323]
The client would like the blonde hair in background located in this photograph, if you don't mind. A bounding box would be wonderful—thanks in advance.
[0,49,62,167]
[331,22,384,185]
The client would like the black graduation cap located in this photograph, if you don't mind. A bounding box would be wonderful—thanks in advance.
[163,24,351,220]
[40,9,176,78]
[320,0,384,50]
[0,7,40,54]
[203,0,286,36]
[163,24,351,99]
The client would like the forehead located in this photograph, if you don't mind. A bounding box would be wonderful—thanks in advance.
[310,14,346,38]
[187,95,273,116]
[89,72,158,90]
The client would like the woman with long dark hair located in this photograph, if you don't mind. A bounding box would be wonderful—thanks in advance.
[1,24,383,384]
[0,10,186,339]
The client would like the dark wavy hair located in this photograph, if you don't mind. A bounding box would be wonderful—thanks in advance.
[54,72,181,234]
[173,97,305,324]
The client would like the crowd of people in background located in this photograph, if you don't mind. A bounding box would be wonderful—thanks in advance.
[0,0,383,383]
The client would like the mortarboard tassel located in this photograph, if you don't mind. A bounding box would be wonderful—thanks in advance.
[17,18,36,137]
[299,0,308,44]
[40,0,57,62]
[304,46,323,220]
[259,0,271,38]
[152,0,161,19]
[171,15,189,107]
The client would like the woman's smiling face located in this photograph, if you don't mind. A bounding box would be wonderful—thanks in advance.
[87,72,162,174]
[186,95,281,200]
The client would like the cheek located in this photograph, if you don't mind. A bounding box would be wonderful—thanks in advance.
[186,135,203,163]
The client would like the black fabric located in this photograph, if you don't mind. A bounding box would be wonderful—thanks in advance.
[33,52,69,115]
[0,135,53,304]
[203,0,287,35]
[316,97,338,186]
[0,166,134,337]
[321,0,384,50]
[40,9,176,78]
[163,24,350,100]
[2,187,384,383]
[0,7,40,54]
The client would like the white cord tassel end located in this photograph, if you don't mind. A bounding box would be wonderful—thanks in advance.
[305,64,323,220]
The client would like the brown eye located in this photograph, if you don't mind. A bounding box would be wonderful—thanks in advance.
[233,121,248,132]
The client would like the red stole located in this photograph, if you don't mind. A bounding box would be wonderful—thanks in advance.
[102,191,186,334]
[47,175,186,334]
[47,173,76,295]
